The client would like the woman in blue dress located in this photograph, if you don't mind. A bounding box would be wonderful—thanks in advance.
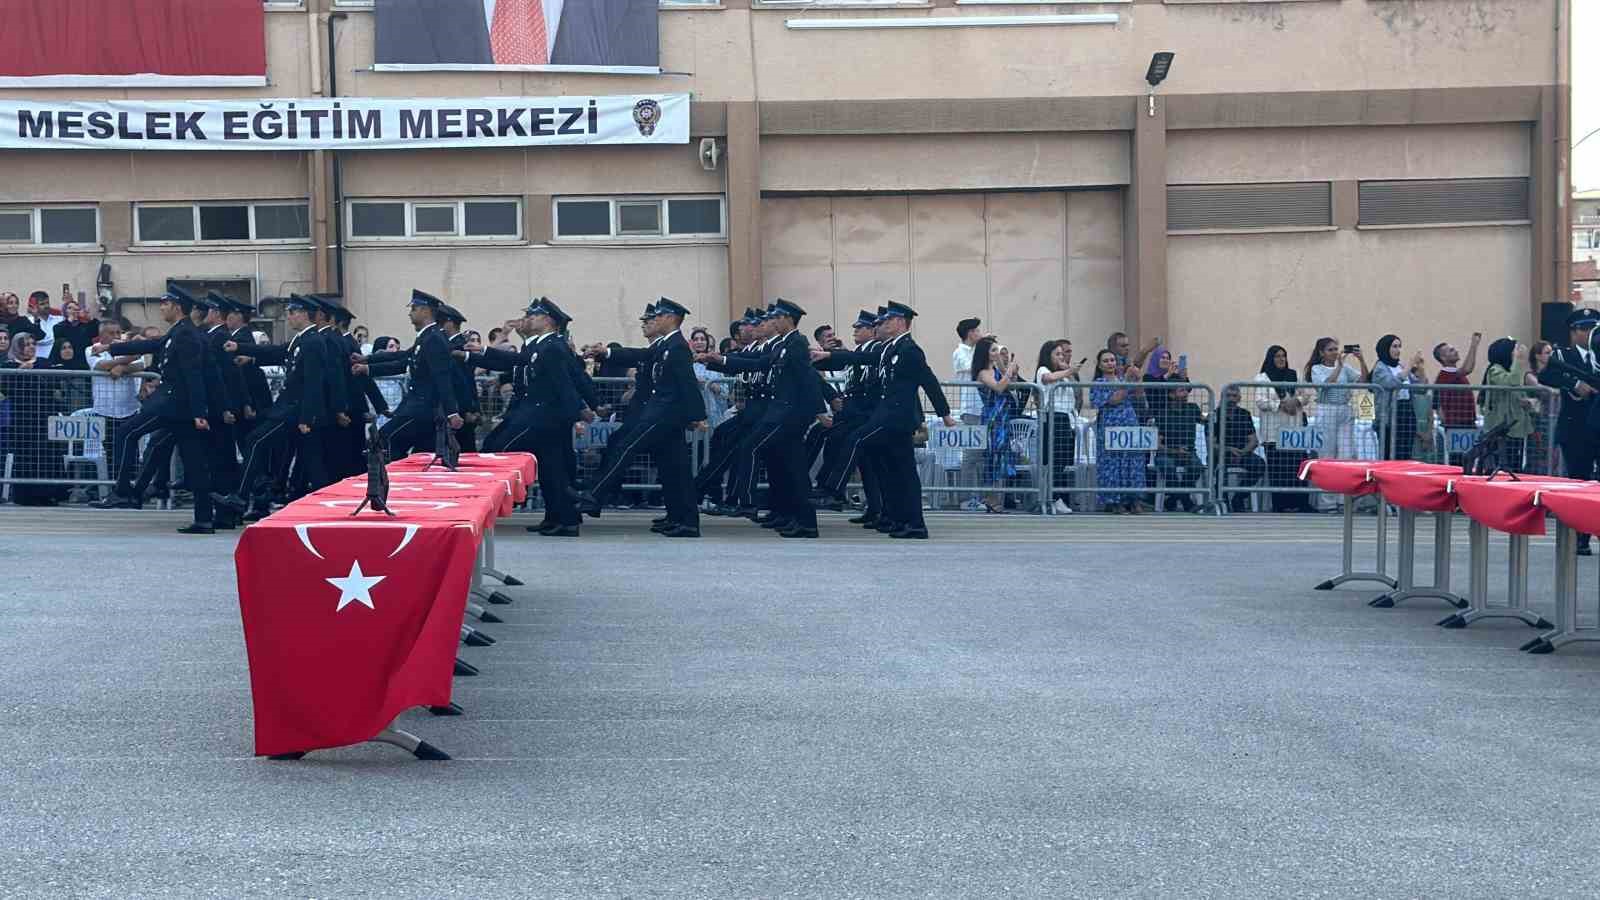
[970,337,1021,513]
[1091,348,1147,514]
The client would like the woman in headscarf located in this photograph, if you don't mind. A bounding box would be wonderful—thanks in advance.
[1481,337,1536,472]
[1141,345,1181,420]
[368,336,406,424]
[1370,334,1428,461]
[1250,344,1314,512]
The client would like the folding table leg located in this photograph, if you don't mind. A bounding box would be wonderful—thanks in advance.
[461,624,496,647]
[1523,524,1600,653]
[1442,531,1553,631]
[1316,499,1397,591]
[480,529,523,586]
[1372,509,1468,609]
[369,725,450,760]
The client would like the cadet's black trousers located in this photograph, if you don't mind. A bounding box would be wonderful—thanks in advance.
[589,417,696,527]
[749,421,817,530]
[485,416,578,527]
[235,419,325,507]
[379,414,438,461]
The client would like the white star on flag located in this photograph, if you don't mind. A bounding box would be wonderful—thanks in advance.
[327,560,385,612]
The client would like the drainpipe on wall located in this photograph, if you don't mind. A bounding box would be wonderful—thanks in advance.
[327,11,348,297]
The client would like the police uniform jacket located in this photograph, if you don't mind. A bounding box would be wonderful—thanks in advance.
[741,329,822,428]
[230,326,274,413]
[249,325,330,428]
[201,323,241,419]
[1538,341,1598,442]
[106,319,208,423]
[313,326,350,422]
[712,336,776,422]
[448,331,482,419]
[823,333,948,431]
[340,330,388,418]
[605,343,657,421]
[640,330,706,427]
[473,332,583,427]
[368,323,460,420]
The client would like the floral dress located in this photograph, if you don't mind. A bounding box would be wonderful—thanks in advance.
[979,369,1020,484]
[1092,376,1145,506]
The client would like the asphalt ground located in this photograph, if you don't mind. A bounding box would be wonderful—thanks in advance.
[5,507,1600,898]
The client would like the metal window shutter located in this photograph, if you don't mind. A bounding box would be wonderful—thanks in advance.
[1358,178,1529,226]
[1167,183,1331,231]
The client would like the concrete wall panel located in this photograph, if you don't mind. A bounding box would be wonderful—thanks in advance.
[1,152,308,203]
[1169,124,1531,184]
[1169,226,1531,388]
[762,133,1129,193]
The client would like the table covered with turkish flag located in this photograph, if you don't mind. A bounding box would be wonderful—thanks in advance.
[234,452,535,758]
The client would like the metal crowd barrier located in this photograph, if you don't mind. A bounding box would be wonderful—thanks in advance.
[1037,380,1218,514]
[0,367,162,502]
[916,379,1050,512]
[1214,380,1559,514]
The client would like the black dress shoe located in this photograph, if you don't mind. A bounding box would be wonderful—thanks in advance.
[210,492,249,515]
[91,494,140,510]
[874,521,900,533]
[242,508,271,522]
[732,506,760,521]
[543,525,581,537]
[660,525,700,538]
[575,491,602,517]
[890,527,930,539]
[177,523,215,535]
[760,518,793,530]
[650,521,675,533]
[779,526,819,539]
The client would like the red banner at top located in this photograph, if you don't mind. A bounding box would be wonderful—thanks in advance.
[0,0,266,87]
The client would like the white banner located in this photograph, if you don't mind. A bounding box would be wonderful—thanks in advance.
[929,424,989,451]
[0,94,689,151]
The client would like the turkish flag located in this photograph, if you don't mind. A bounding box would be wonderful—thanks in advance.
[236,519,477,757]
[270,495,502,533]
[392,452,537,486]
[1451,476,1586,535]
[1533,486,1600,535]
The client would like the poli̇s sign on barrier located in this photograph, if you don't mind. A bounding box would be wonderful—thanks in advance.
[1102,426,1158,452]
[575,421,621,451]
[48,415,105,445]
[1275,427,1327,453]
[1446,429,1480,455]
[929,424,989,451]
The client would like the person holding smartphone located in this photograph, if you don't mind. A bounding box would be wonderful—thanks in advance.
[1036,339,1084,514]
[1305,337,1368,462]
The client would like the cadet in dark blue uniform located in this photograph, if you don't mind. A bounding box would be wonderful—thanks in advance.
[698,309,763,512]
[212,295,331,520]
[578,298,707,536]
[470,298,586,535]
[435,304,482,452]
[813,308,886,523]
[90,285,217,533]
[700,307,779,518]
[1539,307,1600,554]
[223,298,272,460]
[814,301,954,539]
[582,302,660,509]
[700,298,824,538]
[325,300,388,477]
[362,290,463,458]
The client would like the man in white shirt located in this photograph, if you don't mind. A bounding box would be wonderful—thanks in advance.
[951,317,987,510]
[25,290,64,360]
[88,321,147,488]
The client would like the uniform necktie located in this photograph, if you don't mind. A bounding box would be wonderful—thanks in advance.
[490,0,549,66]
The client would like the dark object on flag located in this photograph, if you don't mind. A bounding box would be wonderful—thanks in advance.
[352,425,395,517]
[0,0,266,86]
[1460,422,1516,477]
[429,408,461,471]
[375,0,659,68]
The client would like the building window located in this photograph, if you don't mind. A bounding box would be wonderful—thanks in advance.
[1167,183,1332,232]
[553,196,726,242]
[0,205,100,247]
[133,202,311,245]
[1358,178,1530,227]
[347,198,522,241]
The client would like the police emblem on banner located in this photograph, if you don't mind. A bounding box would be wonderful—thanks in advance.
[633,99,661,136]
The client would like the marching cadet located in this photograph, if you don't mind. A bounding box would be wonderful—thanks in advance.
[197,293,244,523]
[1540,307,1600,554]
[581,302,659,509]
[222,298,272,462]
[89,285,217,534]
[577,298,707,537]
[300,296,349,494]
[434,303,482,452]
[696,308,763,513]
[699,306,778,518]
[813,300,955,539]
[358,290,463,458]
[213,295,331,520]
[813,308,886,524]
[698,298,824,538]
[468,298,585,536]
[327,301,388,476]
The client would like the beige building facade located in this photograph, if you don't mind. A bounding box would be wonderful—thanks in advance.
[0,0,1574,385]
